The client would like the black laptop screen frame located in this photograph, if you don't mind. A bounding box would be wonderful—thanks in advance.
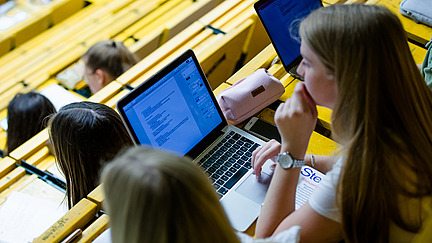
[254,0,322,72]
[116,49,228,159]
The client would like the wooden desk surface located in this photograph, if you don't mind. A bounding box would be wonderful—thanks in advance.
[34,199,98,242]
[367,0,432,46]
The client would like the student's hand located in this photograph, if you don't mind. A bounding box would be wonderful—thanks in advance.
[251,139,281,180]
[275,82,317,159]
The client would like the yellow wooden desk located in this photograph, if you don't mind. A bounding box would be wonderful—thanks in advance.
[91,1,250,106]
[409,42,428,64]
[0,157,17,182]
[0,0,84,54]
[0,0,149,93]
[77,214,110,243]
[127,0,220,60]
[0,0,129,68]
[35,199,98,243]
[87,185,104,211]
[127,0,259,89]
[0,0,164,114]
[118,0,249,86]
[367,0,432,46]
[96,2,263,106]
[0,146,54,195]
[8,129,49,162]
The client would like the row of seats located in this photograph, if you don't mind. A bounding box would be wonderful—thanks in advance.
[0,0,85,56]
[0,0,223,151]
[0,0,227,204]
[0,0,265,212]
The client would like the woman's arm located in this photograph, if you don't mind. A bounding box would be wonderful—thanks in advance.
[255,163,343,242]
[274,203,343,243]
[255,83,343,241]
[306,154,339,174]
[255,163,300,238]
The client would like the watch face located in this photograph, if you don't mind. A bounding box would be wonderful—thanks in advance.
[278,153,293,169]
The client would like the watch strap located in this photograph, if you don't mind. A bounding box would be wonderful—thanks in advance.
[278,152,305,168]
[293,158,305,167]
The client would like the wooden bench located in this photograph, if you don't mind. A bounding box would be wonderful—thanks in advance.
[89,0,260,106]
[367,0,432,46]
[0,0,85,56]
[124,0,266,89]
[119,0,221,59]
[34,199,99,243]
[0,0,166,113]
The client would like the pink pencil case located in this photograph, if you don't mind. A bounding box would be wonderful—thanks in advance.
[217,68,285,125]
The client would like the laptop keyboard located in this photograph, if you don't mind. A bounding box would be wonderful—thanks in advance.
[197,131,260,198]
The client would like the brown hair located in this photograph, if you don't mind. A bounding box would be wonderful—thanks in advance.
[102,146,240,243]
[300,4,432,242]
[7,92,56,155]
[48,101,133,208]
[82,40,139,80]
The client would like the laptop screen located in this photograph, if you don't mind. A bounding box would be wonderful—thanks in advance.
[118,50,225,157]
[255,0,322,71]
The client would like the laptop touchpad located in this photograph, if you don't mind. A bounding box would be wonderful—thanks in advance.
[235,172,271,205]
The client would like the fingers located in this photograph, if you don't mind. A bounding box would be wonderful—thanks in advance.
[292,82,316,116]
[301,83,318,118]
[251,140,281,180]
[273,82,318,159]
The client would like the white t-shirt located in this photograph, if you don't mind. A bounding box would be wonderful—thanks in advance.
[308,158,419,242]
[93,226,301,243]
[308,158,343,223]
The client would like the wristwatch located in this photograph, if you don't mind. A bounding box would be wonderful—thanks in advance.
[277,152,306,169]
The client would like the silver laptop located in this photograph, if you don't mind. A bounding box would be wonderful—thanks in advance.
[116,49,274,231]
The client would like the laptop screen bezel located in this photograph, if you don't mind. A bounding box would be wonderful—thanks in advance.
[254,0,322,72]
[116,49,228,159]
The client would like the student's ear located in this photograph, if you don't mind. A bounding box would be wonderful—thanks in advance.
[94,69,105,86]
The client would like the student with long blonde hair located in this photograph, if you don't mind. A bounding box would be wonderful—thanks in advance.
[252,4,432,243]
[99,146,300,243]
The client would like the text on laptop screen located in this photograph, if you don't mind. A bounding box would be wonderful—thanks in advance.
[256,0,321,69]
[122,57,222,156]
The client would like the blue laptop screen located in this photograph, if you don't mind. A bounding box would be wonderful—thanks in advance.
[122,57,222,156]
[255,0,321,70]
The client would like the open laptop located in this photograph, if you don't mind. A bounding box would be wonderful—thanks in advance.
[116,49,274,231]
[255,0,322,79]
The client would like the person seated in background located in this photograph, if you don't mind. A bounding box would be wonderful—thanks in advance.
[252,4,432,243]
[80,40,139,95]
[48,101,133,209]
[97,146,300,243]
[6,92,56,155]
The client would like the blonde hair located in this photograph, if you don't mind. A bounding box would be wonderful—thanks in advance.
[300,4,432,243]
[82,40,139,80]
[101,146,240,243]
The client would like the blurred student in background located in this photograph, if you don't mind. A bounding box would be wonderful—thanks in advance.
[81,40,139,95]
[6,92,56,155]
[98,146,300,243]
[48,101,133,209]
